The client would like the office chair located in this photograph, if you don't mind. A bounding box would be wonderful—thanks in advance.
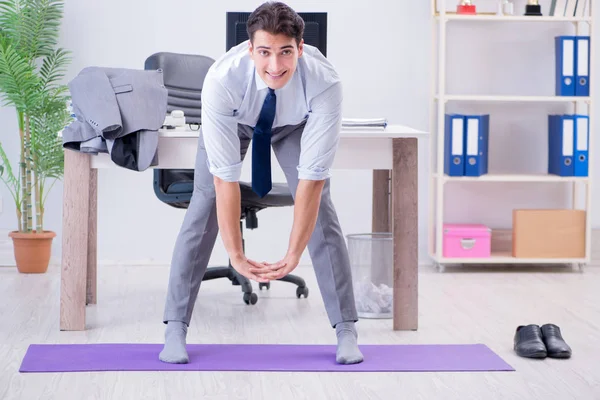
[145,52,309,305]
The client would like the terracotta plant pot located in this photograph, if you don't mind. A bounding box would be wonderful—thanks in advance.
[8,231,57,273]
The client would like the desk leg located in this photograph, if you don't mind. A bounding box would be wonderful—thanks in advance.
[60,150,91,331]
[392,138,418,331]
[86,169,98,305]
[372,170,391,233]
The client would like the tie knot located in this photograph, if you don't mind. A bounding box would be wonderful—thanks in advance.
[268,88,275,96]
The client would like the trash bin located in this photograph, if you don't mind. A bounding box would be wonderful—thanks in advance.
[347,232,393,319]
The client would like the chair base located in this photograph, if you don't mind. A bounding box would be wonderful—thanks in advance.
[202,265,309,305]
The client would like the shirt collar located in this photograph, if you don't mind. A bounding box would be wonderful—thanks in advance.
[254,68,268,91]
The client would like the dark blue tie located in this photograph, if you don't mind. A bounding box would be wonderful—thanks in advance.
[252,88,276,197]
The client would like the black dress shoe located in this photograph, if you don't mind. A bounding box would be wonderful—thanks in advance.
[514,324,547,358]
[541,324,572,359]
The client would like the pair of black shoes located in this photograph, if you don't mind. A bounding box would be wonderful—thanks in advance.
[514,324,572,359]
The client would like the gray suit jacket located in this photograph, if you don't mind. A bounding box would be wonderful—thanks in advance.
[62,66,168,171]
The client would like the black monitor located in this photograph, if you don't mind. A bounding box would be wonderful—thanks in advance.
[226,12,327,57]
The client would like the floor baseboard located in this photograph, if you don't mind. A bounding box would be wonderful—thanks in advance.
[2,229,600,267]
[0,230,15,267]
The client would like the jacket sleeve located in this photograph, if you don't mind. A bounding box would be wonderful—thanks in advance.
[68,67,123,140]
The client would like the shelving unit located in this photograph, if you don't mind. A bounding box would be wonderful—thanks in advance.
[434,173,589,183]
[437,14,591,22]
[429,2,593,268]
[434,253,588,265]
[438,95,591,102]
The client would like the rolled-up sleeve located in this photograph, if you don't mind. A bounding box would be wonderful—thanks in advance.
[201,76,242,182]
[297,81,343,181]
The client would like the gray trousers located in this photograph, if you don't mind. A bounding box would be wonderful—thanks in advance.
[162,122,358,328]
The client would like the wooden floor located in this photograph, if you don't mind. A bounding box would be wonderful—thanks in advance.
[1,262,599,399]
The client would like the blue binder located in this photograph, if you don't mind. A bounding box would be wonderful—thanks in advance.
[548,115,575,176]
[464,114,489,177]
[574,115,589,176]
[575,36,590,96]
[444,114,465,176]
[555,36,576,96]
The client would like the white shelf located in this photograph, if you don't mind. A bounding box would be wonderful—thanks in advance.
[436,15,592,23]
[429,0,593,266]
[431,252,587,264]
[434,173,590,183]
[437,95,591,103]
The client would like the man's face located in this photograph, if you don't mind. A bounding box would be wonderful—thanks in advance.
[249,30,303,90]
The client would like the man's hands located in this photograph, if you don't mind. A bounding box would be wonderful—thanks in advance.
[249,253,301,281]
[230,253,300,283]
[231,255,271,283]
[242,179,323,282]
[218,178,323,284]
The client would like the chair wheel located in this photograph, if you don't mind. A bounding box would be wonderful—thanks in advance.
[296,286,309,299]
[259,282,270,290]
[243,292,258,305]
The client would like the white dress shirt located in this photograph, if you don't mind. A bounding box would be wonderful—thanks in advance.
[201,40,343,182]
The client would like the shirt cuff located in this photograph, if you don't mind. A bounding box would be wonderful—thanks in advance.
[297,165,330,181]
[207,160,243,182]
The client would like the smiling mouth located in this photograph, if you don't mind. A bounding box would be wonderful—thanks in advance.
[267,71,287,79]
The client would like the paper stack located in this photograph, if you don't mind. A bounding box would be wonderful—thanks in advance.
[341,118,388,130]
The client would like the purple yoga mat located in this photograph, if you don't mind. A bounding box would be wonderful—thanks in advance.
[19,343,514,373]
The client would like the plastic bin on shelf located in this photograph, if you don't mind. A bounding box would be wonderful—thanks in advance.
[346,232,393,319]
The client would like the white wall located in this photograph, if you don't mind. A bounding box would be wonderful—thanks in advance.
[0,0,596,267]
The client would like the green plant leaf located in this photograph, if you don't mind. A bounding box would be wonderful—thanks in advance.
[0,141,21,204]
[30,90,69,181]
[0,0,66,61]
[39,47,71,91]
[0,0,69,232]
[27,0,65,58]
[0,35,40,111]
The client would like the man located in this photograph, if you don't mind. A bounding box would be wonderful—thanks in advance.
[159,1,363,365]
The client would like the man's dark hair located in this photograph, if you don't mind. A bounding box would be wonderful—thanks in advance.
[247,2,304,47]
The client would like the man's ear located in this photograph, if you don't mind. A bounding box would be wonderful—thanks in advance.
[248,40,254,57]
[298,39,304,57]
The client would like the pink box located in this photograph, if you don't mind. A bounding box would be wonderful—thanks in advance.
[442,224,491,258]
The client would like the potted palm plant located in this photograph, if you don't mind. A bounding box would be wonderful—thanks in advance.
[0,0,72,273]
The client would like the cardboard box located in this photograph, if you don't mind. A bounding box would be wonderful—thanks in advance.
[512,209,586,258]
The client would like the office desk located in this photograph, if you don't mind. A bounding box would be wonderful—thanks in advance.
[60,124,427,331]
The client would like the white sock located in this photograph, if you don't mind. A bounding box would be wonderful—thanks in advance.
[158,321,189,364]
[335,321,364,364]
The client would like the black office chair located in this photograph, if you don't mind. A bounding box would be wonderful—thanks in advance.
[145,52,309,305]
